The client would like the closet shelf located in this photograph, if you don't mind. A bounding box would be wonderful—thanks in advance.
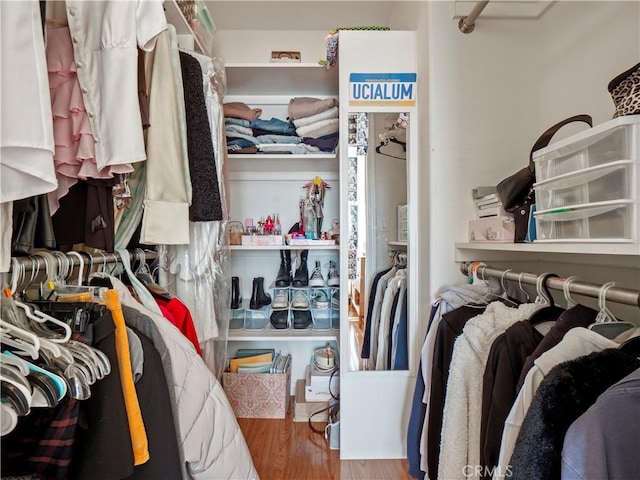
[230,245,339,252]
[228,153,337,160]
[455,241,640,267]
[224,63,339,96]
[228,329,338,342]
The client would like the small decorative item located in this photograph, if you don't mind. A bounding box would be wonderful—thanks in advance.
[302,176,331,238]
[228,221,245,245]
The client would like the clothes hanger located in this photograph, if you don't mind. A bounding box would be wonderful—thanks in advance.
[588,282,635,340]
[562,276,580,309]
[497,269,520,307]
[1,376,32,416]
[0,316,41,360]
[375,140,406,160]
[527,272,565,326]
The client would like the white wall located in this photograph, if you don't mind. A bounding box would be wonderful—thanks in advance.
[425,2,540,296]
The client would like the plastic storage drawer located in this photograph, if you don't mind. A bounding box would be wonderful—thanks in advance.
[534,200,638,242]
[534,160,638,211]
[533,116,640,182]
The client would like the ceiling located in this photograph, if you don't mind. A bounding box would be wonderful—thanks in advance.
[204,1,419,31]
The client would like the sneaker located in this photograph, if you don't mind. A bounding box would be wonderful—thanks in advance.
[272,291,289,309]
[311,289,329,309]
[309,261,325,287]
[327,260,340,287]
[331,289,340,309]
[291,291,310,309]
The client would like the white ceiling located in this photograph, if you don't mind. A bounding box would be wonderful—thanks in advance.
[204,1,419,31]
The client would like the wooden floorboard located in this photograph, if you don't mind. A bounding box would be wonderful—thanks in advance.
[237,403,411,480]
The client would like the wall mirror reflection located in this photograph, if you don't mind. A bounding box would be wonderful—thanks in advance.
[346,112,409,372]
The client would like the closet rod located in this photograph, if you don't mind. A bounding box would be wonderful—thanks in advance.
[458,0,490,34]
[459,262,640,308]
[7,249,158,274]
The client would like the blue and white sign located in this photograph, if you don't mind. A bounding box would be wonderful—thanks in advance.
[349,73,417,107]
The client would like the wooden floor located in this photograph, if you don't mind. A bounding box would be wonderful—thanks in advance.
[238,407,411,480]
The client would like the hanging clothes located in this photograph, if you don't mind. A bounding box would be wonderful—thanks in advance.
[561,367,640,479]
[493,327,618,480]
[139,25,191,246]
[437,301,538,480]
[508,349,640,480]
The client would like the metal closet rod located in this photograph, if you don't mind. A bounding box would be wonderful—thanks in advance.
[459,262,640,308]
[458,0,490,34]
[8,249,158,273]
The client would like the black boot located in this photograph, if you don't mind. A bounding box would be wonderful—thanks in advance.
[231,276,241,309]
[250,276,271,310]
[275,250,292,287]
[292,250,309,287]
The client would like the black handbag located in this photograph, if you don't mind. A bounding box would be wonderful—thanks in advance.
[496,114,594,213]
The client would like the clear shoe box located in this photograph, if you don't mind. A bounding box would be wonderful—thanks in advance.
[244,305,271,330]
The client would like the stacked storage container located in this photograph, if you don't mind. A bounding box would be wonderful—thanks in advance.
[533,116,640,242]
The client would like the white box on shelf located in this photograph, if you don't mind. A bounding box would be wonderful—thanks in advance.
[468,216,515,243]
[288,238,336,246]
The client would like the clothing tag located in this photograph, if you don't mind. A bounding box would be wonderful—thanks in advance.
[91,215,107,232]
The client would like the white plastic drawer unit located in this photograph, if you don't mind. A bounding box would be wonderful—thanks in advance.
[534,160,638,211]
[534,200,638,242]
[533,116,640,182]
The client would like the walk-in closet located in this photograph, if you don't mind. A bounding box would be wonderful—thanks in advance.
[1,1,638,479]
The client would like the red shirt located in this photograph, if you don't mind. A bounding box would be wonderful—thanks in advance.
[155,297,202,355]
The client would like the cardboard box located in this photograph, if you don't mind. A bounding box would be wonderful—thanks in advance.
[468,216,515,243]
[294,379,329,423]
[222,366,291,419]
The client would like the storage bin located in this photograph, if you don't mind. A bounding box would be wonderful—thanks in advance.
[534,200,638,242]
[222,364,291,419]
[534,160,638,210]
[312,308,331,330]
[533,116,640,182]
[468,216,515,243]
[244,306,271,330]
[229,307,244,330]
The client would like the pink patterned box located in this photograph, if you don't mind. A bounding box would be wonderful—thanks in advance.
[222,369,291,419]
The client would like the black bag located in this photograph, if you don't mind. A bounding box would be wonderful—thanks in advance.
[496,114,593,223]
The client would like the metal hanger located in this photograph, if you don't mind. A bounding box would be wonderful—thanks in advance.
[588,282,635,339]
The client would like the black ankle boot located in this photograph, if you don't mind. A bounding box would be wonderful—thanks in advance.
[250,276,271,310]
[231,276,241,309]
[275,250,292,287]
[292,250,309,287]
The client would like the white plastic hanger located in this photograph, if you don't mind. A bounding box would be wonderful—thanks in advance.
[562,276,580,309]
[588,282,635,339]
[0,320,41,360]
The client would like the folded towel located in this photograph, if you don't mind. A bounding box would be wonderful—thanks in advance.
[223,102,262,121]
[288,97,338,121]
[295,118,339,139]
[293,106,339,128]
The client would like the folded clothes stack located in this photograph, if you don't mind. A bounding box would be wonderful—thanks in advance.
[223,98,340,155]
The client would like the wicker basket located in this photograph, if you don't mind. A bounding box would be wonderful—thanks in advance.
[229,221,245,245]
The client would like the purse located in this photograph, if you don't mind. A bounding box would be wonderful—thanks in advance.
[496,114,593,242]
[608,62,640,118]
[496,114,593,212]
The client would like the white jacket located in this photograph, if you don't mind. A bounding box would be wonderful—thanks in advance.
[112,278,258,480]
[438,301,538,480]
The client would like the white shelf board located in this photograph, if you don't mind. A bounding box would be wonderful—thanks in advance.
[388,241,408,247]
[230,245,339,251]
[228,329,339,342]
[225,63,339,96]
[229,153,336,160]
[227,155,339,174]
[455,242,640,256]
[455,242,640,268]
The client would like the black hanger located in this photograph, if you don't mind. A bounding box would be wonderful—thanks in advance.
[375,140,406,160]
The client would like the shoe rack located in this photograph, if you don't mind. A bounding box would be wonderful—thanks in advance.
[222,48,341,393]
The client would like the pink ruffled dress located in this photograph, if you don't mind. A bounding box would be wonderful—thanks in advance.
[46,26,133,214]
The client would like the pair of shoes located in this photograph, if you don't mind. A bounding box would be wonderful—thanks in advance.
[231,276,242,309]
[291,290,310,309]
[309,260,340,287]
[270,309,289,329]
[293,309,312,329]
[249,277,271,310]
[311,289,330,309]
[276,249,311,287]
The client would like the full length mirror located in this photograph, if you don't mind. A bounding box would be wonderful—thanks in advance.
[346,112,409,372]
